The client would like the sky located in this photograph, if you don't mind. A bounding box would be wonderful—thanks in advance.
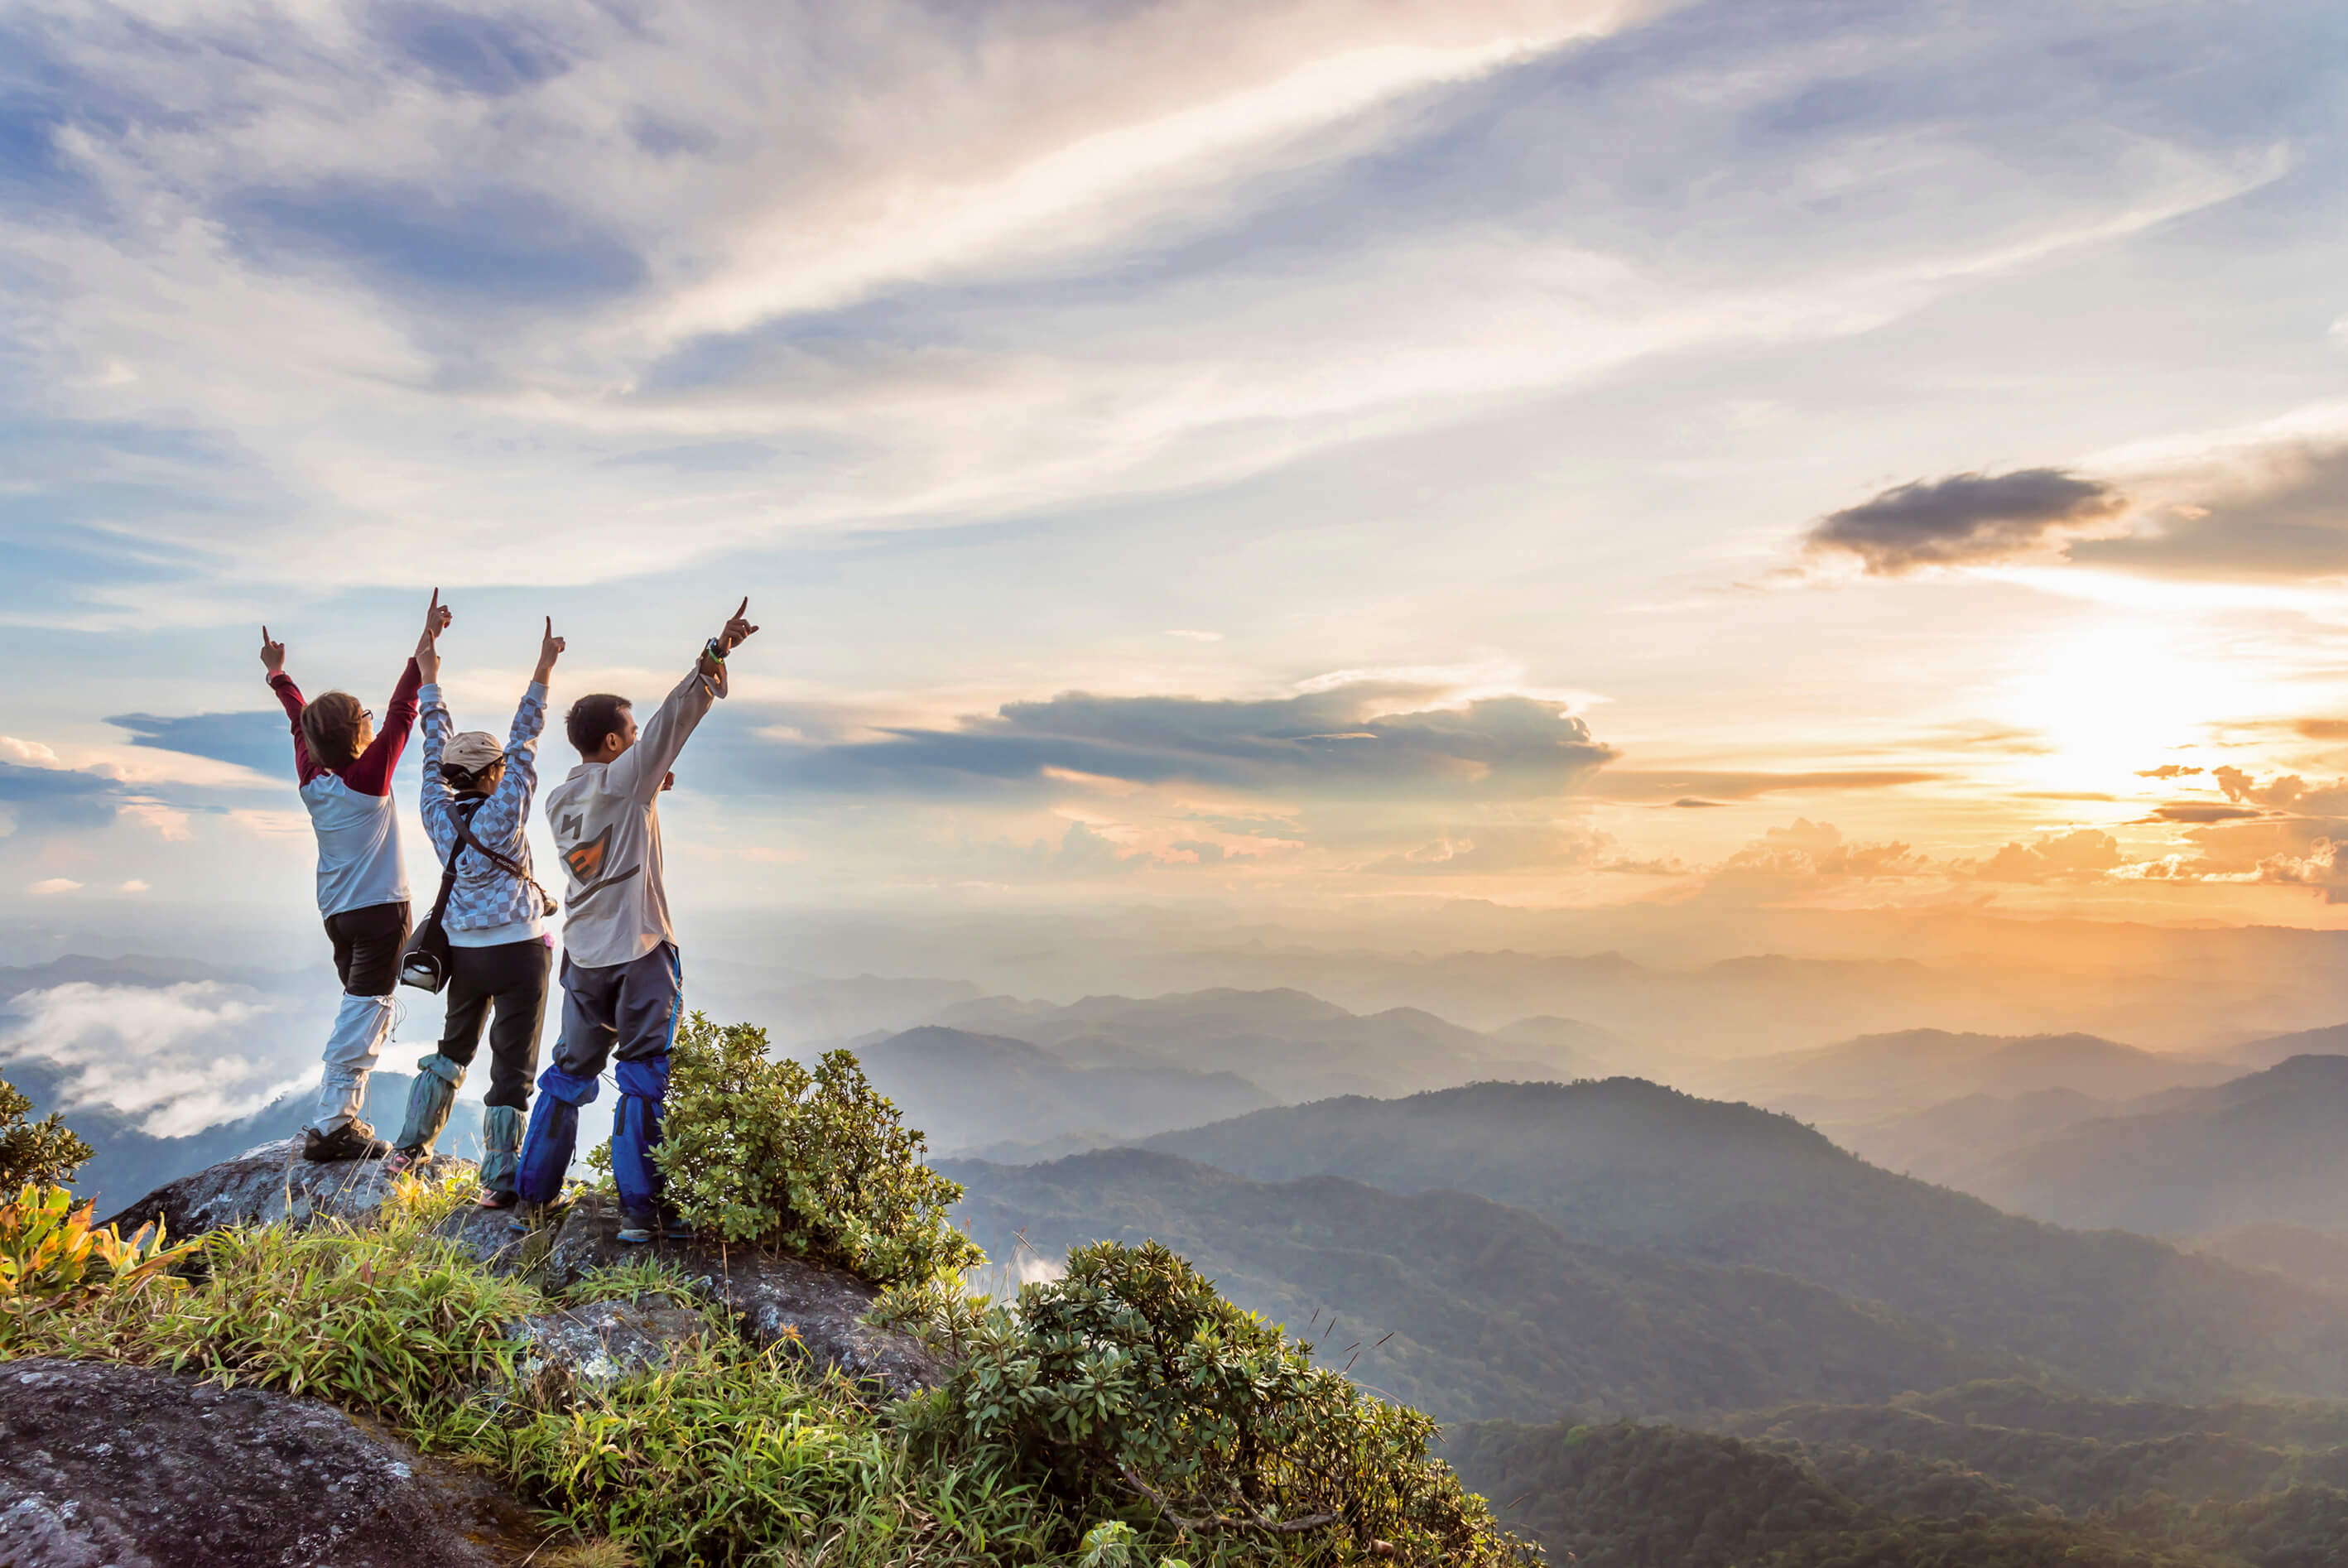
[8,0,2348,955]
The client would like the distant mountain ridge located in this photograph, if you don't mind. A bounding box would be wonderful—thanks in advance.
[1962,1054,2348,1237]
[910,985,1610,1104]
[945,1147,2006,1421]
[1139,1078,2348,1399]
[850,1025,1275,1154]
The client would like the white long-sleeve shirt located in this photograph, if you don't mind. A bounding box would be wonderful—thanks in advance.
[544,660,724,969]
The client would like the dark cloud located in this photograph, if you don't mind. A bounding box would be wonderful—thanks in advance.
[1974,829,2123,883]
[2072,445,2348,582]
[2135,764,2203,780]
[725,686,1617,802]
[1594,769,1937,802]
[1671,797,1728,808]
[2296,719,2348,741]
[0,761,127,832]
[108,711,289,777]
[1806,468,2126,575]
[2140,802,2264,825]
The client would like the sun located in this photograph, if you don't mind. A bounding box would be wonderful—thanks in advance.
[1998,619,2264,794]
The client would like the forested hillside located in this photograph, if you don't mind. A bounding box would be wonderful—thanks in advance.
[1142,1079,2348,1398]
[944,1149,2004,1421]
[1446,1401,2348,1568]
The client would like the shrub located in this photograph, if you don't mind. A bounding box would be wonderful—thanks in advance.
[653,1013,984,1288]
[0,1074,93,1189]
[0,1181,193,1325]
[442,1337,1061,1567]
[2,1172,536,1423]
[903,1240,1526,1566]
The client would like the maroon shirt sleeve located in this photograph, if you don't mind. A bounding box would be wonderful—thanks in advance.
[340,657,422,797]
[268,671,321,786]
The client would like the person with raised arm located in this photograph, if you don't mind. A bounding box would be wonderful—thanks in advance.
[262,591,446,1162]
[386,616,566,1207]
[512,598,760,1243]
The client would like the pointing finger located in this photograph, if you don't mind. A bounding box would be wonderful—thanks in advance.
[735,596,748,618]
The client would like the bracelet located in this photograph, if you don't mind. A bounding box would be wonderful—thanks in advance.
[703,637,728,663]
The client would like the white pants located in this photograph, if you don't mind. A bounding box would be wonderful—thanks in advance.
[314,992,395,1133]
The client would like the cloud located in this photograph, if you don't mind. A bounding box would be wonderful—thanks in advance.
[2071,441,2348,583]
[0,981,298,1137]
[0,757,128,834]
[118,879,149,893]
[2297,720,2348,742]
[1804,468,2128,576]
[739,683,1617,802]
[2139,802,2263,825]
[1973,828,2124,883]
[26,878,83,895]
[2136,764,2203,780]
[1695,818,1929,904]
[1592,769,1937,802]
[108,710,290,777]
[1362,823,1605,876]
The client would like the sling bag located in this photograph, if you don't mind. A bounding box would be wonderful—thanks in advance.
[398,797,558,993]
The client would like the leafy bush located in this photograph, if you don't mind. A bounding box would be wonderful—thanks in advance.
[0,1181,192,1320]
[3,1172,536,1423]
[654,1013,983,1287]
[442,1336,1061,1567]
[899,1239,1524,1566]
[0,1074,92,1189]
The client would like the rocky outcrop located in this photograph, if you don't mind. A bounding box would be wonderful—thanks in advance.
[508,1296,710,1392]
[0,1359,542,1568]
[96,1140,543,1275]
[99,1138,471,1237]
[539,1194,951,1400]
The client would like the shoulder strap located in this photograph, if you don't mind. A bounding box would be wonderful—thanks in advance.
[447,796,558,914]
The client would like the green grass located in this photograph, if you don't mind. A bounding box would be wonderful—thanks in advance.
[0,1176,1443,1567]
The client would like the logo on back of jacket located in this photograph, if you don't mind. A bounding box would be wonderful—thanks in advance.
[557,816,640,907]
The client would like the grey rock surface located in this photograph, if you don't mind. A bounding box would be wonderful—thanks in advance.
[509,1296,710,1389]
[99,1138,473,1239]
[0,1359,541,1568]
[539,1194,952,1399]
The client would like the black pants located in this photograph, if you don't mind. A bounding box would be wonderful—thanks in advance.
[325,902,411,997]
[438,937,551,1111]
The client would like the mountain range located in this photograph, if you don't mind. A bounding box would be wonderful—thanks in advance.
[1133,1079,2348,1399]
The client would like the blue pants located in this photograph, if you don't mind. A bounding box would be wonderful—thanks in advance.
[515,943,681,1212]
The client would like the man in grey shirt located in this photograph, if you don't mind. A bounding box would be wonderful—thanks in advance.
[513,599,758,1243]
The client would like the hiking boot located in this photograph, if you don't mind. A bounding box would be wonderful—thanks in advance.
[302,1120,392,1162]
[506,1200,551,1235]
[382,1147,427,1176]
[617,1210,694,1245]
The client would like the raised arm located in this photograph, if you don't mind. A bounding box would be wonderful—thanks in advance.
[259,626,319,785]
[343,592,445,796]
[469,619,561,851]
[606,600,757,804]
[416,685,457,863]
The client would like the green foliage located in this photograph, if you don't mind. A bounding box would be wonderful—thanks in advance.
[2,1174,536,1423]
[435,1336,1061,1567]
[0,1181,194,1317]
[906,1239,1523,1566]
[0,1073,93,1189]
[654,1013,983,1287]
